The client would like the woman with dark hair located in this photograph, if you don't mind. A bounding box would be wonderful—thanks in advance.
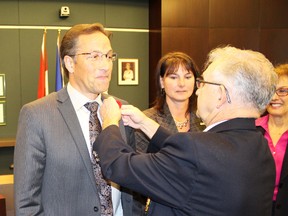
[135,52,205,213]
[136,52,205,153]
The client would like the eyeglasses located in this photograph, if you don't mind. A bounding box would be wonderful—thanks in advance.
[275,87,288,97]
[70,51,117,62]
[196,78,232,104]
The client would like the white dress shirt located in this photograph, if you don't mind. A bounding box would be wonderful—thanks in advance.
[67,83,123,216]
[204,120,228,132]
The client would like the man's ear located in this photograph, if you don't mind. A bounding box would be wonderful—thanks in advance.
[63,55,75,74]
[216,85,228,108]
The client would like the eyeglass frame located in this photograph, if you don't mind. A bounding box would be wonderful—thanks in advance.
[195,78,232,104]
[275,87,288,97]
[69,51,117,62]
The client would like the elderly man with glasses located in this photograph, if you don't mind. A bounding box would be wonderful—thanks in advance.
[93,46,277,216]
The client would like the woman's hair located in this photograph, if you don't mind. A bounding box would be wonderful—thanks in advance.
[60,23,112,78]
[274,63,288,78]
[152,52,200,115]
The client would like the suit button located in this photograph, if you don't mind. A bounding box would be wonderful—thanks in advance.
[94,206,99,212]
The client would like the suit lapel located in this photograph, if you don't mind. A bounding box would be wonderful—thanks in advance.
[280,143,288,181]
[57,88,98,193]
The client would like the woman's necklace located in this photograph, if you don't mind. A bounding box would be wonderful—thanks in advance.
[174,118,189,129]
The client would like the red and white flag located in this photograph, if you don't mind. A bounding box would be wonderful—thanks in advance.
[37,29,49,98]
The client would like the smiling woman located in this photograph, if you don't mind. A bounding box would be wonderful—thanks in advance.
[256,63,288,216]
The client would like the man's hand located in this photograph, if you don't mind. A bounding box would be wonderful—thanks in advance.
[121,105,147,129]
[121,105,160,139]
[100,97,121,129]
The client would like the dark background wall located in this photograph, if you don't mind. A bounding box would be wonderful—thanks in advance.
[149,0,288,105]
[0,0,149,174]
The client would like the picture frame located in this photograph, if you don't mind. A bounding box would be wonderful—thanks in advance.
[0,74,6,98]
[118,59,139,85]
[0,101,6,125]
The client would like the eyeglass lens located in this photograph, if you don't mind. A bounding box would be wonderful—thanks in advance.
[276,87,288,96]
[90,51,117,61]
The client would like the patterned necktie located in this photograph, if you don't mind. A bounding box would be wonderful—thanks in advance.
[84,102,113,216]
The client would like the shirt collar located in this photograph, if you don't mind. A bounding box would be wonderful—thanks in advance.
[204,120,228,132]
[255,114,269,131]
[67,82,102,111]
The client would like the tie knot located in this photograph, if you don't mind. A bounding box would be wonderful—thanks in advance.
[84,102,99,113]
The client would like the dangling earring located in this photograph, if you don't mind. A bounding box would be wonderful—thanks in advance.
[161,88,165,96]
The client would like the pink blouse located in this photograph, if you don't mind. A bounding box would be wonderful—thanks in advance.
[256,115,288,201]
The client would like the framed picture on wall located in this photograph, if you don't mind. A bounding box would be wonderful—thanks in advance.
[0,74,6,98]
[118,59,139,85]
[0,101,6,125]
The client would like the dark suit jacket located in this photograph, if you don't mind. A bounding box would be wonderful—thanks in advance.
[275,148,288,216]
[94,118,275,216]
[257,126,288,216]
[14,88,142,216]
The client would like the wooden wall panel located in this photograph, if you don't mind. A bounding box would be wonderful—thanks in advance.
[209,28,259,51]
[162,27,209,69]
[260,29,288,65]
[209,0,259,27]
[149,0,288,104]
[149,0,162,105]
[162,0,209,27]
[260,0,288,28]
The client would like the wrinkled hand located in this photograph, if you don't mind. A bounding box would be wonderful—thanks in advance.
[121,105,160,139]
[100,97,121,129]
[120,105,148,129]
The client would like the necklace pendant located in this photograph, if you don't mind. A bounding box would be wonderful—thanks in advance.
[175,118,188,129]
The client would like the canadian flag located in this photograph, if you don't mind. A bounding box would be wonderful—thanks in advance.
[37,29,49,98]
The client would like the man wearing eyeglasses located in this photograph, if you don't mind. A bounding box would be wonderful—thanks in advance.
[93,46,277,216]
[14,23,144,216]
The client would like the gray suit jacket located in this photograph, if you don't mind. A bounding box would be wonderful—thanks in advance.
[14,88,140,216]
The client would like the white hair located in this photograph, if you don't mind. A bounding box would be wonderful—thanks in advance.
[205,46,278,112]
